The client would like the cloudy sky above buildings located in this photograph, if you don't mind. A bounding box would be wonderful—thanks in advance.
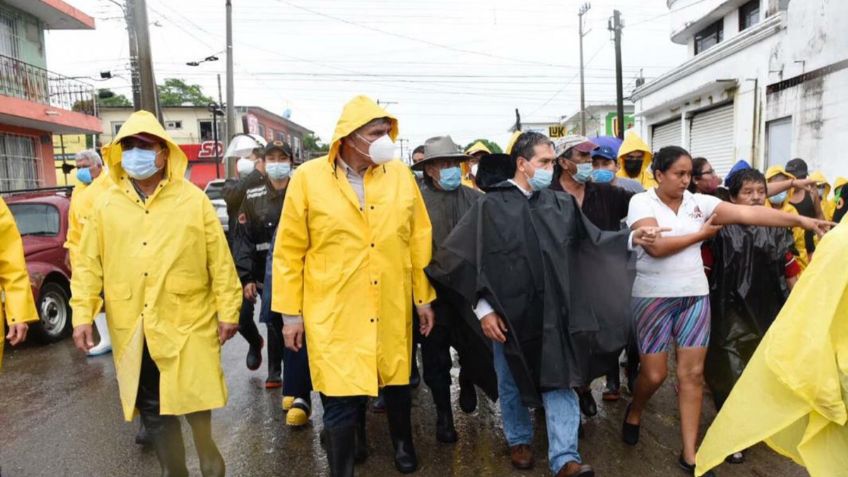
[50,0,688,151]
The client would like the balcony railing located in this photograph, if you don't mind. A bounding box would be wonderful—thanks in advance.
[0,54,96,116]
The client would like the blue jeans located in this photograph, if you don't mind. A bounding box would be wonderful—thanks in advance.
[492,341,582,473]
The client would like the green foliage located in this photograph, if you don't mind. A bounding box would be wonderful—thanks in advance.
[157,78,214,107]
[97,89,132,107]
[303,132,329,153]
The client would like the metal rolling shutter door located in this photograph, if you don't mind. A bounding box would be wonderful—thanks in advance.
[651,120,682,153]
[689,104,735,176]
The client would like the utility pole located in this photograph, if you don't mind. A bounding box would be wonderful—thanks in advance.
[578,3,591,137]
[128,0,161,121]
[226,0,235,154]
[398,138,408,163]
[123,1,141,109]
[609,10,625,139]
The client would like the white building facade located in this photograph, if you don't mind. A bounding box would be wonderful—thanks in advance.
[631,0,848,182]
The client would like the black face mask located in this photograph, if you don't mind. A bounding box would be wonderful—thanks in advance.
[624,159,643,177]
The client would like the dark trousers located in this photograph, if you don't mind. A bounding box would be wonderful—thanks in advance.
[238,297,261,348]
[136,343,224,477]
[606,334,641,390]
[416,303,467,406]
[265,312,284,380]
[282,331,312,400]
[321,385,410,430]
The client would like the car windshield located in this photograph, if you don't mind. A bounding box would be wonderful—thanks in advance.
[205,182,224,201]
[8,203,60,237]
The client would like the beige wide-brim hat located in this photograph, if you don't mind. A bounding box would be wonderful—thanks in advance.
[412,135,470,170]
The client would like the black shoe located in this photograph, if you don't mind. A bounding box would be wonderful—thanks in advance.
[622,403,640,446]
[325,425,355,477]
[578,389,597,417]
[678,453,715,476]
[458,378,478,414]
[435,409,458,444]
[246,337,263,371]
[135,420,152,447]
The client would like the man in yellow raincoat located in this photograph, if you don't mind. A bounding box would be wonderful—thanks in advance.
[273,95,436,476]
[617,131,657,189]
[696,220,847,477]
[0,196,38,370]
[65,149,113,356]
[70,110,242,477]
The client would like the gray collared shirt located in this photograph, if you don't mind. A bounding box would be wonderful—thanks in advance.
[336,157,366,207]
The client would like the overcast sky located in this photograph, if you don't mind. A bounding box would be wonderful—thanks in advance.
[48,0,687,153]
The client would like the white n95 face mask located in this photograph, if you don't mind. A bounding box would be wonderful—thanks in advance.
[357,133,396,165]
[236,157,255,175]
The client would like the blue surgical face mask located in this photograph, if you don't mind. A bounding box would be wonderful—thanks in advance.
[769,191,788,205]
[591,168,615,184]
[572,162,593,183]
[266,162,291,180]
[76,167,93,185]
[527,166,554,191]
[121,148,161,180]
[438,166,462,191]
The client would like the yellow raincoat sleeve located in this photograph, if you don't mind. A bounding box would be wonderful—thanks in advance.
[408,176,436,307]
[272,169,309,316]
[0,198,38,326]
[202,197,241,324]
[70,207,104,328]
[64,188,83,267]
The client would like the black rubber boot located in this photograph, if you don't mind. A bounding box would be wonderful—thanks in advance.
[325,425,356,477]
[354,402,368,464]
[186,411,225,477]
[384,386,418,474]
[135,419,152,447]
[432,384,457,444]
[142,414,188,477]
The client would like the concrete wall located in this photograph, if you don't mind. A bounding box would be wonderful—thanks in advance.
[763,0,848,180]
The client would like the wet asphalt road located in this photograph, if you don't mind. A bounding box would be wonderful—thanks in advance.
[0,308,807,477]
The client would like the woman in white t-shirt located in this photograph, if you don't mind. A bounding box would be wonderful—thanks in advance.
[621,146,832,475]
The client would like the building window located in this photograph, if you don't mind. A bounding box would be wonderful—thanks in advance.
[257,124,266,139]
[276,131,286,142]
[0,9,20,59]
[165,120,183,130]
[111,121,124,136]
[0,134,40,192]
[694,19,723,55]
[199,120,223,142]
[739,0,760,31]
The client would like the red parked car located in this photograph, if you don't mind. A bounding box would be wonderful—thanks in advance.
[4,189,73,343]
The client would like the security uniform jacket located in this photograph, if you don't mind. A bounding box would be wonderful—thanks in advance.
[233,178,286,286]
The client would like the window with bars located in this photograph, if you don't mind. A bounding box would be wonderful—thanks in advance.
[0,133,40,192]
[0,9,20,59]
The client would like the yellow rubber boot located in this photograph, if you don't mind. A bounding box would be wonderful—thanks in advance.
[282,396,295,412]
[286,398,311,427]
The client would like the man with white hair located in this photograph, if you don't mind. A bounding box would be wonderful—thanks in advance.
[64,149,112,356]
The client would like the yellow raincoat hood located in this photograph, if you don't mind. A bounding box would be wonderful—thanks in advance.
[617,131,655,187]
[765,165,796,208]
[696,220,848,476]
[810,171,835,220]
[328,96,398,164]
[102,110,188,185]
[465,141,491,156]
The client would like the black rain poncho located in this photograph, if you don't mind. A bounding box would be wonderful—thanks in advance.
[705,224,794,409]
[426,182,631,407]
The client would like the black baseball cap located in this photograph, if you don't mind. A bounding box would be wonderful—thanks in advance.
[785,158,808,179]
[263,140,292,158]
